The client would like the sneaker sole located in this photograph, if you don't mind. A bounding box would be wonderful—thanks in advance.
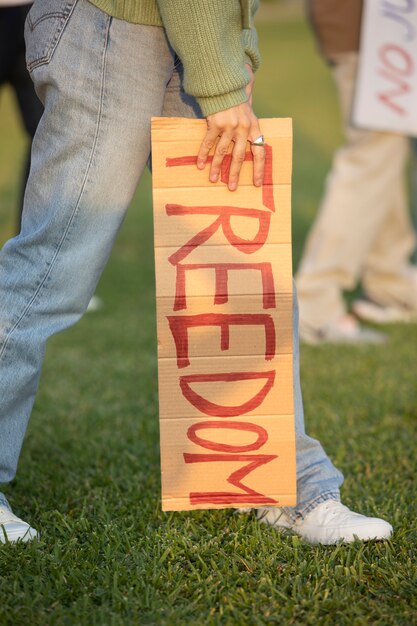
[0,526,38,544]
[353,299,417,324]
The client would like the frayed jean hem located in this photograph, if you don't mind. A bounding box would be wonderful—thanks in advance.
[282,490,341,522]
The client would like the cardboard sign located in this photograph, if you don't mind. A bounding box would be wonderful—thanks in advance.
[151,118,296,511]
[353,0,417,136]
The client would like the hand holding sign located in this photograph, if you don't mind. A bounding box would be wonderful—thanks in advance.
[197,66,265,191]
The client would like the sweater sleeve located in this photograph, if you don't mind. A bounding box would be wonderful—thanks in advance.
[242,0,261,72]
[156,0,260,116]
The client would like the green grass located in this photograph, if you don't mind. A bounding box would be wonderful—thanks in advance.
[1,16,416,626]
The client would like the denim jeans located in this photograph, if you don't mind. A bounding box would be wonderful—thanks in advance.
[0,0,343,519]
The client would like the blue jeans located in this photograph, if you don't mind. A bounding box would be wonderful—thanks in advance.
[0,0,343,519]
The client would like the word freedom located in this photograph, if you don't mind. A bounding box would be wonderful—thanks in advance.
[164,147,282,507]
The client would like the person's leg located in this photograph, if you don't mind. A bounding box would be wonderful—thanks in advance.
[356,183,417,317]
[255,287,392,544]
[8,4,44,232]
[0,0,178,521]
[281,285,344,519]
[296,53,412,337]
[160,58,202,119]
[355,201,417,321]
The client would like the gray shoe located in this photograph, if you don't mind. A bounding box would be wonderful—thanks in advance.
[300,315,387,345]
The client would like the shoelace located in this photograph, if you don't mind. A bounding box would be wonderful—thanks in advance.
[315,502,361,525]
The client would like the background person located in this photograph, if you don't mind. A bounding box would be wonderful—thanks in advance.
[296,0,417,344]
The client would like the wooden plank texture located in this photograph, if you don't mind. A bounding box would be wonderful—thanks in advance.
[152,118,296,511]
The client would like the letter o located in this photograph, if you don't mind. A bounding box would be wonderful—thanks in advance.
[187,420,268,452]
[379,44,413,76]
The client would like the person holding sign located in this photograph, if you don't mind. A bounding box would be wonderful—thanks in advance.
[296,0,417,344]
[0,0,391,545]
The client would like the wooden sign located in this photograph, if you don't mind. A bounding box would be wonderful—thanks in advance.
[353,0,417,136]
[151,118,296,511]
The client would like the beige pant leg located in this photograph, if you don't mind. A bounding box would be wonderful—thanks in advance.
[362,189,417,308]
[296,52,414,330]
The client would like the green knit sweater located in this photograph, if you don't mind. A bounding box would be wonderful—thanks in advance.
[87,0,260,116]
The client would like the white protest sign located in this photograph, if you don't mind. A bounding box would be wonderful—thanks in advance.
[353,0,417,136]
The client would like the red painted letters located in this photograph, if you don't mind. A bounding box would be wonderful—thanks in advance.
[378,44,413,115]
[168,313,276,368]
[166,145,275,211]
[173,262,276,310]
[179,371,276,417]
[166,205,271,265]
[187,421,268,453]
[163,136,284,507]
[184,453,278,505]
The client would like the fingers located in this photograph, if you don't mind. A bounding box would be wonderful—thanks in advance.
[251,143,266,187]
[227,135,249,191]
[197,126,218,171]
[197,103,265,191]
[249,120,266,188]
[209,130,234,185]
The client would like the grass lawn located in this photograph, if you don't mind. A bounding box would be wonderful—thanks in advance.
[0,13,416,626]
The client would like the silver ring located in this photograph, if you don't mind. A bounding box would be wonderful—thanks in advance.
[251,134,265,147]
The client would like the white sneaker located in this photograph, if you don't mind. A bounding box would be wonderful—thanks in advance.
[256,500,393,545]
[353,299,417,324]
[0,504,38,543]
[300,315,387,345]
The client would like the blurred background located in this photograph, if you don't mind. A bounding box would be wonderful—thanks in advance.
[0,3,416,623]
